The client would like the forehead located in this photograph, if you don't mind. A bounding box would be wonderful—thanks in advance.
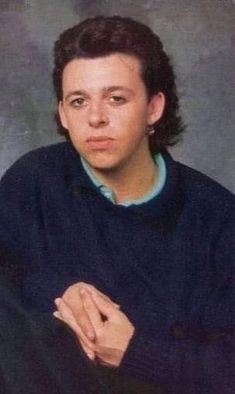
[61,53,144,92]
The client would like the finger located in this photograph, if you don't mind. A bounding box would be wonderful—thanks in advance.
[53,308,95,360]
[63,282,120,309]
[53,310,95,360]
[55,298,95,349]
[79,339,96,361]
[86,285,120,308]
[81,289,103,330]
[90,292,119,320]
[53,310,63,320]
[55,296,96,341]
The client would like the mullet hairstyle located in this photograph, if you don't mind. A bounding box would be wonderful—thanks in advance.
[53,15,184,153]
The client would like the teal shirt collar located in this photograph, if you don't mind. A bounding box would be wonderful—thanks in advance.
[81,153,167,206]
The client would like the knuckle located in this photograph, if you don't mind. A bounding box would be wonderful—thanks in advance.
[64,282,83,296]
[87,284,97,292]
[77,315,91,329]
[83,297,93,309]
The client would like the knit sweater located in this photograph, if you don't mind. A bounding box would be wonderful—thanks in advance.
[0,142,234,393]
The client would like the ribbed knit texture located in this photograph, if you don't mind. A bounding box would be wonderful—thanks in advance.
[0,142,234,393]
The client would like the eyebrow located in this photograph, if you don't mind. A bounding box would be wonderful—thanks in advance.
[64,90,86,101]
[64,86,134,101]
[104,86,134,94]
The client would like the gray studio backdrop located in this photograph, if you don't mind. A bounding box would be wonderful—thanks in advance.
[0,0,234,192]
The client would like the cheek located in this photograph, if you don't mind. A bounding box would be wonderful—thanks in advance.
[111,104,145,127]
[110,108,148,143]
[127,100,149,122]
[65,110,86,131]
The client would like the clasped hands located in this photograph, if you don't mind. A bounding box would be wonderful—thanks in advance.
[53,282,134,367]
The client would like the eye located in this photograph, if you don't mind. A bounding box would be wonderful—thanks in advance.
[110,96,126,105]
[70,97,86,107]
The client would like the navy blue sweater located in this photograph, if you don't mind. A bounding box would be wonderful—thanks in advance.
[0,142,234,393]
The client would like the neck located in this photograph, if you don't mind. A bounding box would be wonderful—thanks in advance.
[90,151,158,204]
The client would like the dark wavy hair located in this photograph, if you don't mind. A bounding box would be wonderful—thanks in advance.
[53,16,184,153]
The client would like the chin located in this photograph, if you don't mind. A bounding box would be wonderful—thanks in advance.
[91,162,118,173]
[83,153,119,171]
[87,158,121,173]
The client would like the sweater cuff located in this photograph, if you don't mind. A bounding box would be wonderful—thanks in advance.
[119,329,171,385]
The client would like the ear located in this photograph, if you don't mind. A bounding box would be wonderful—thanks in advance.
[58,101,68,130]
[147,92,165,125]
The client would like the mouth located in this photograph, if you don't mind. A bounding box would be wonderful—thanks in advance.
[86,136,115,150]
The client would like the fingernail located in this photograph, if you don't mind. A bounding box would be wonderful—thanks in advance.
[53,311,60,318]
[54,298,61,306]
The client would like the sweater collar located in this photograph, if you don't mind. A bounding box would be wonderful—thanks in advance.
[80,153,167,206]
[65,143,184,225]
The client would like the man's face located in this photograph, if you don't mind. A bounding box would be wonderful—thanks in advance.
[59,53,164,173]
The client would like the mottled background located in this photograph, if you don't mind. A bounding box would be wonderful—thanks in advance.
[0,0,234,191]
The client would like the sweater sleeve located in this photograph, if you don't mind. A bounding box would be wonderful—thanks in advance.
[0,155,36,289]
[119,213,235,393]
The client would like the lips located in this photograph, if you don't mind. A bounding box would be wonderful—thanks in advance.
[86,136,115,150]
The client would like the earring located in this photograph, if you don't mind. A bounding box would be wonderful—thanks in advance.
[147,125,155,135]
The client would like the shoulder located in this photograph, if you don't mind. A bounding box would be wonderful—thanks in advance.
[0,142,79,187]
[178,160,233,201]
[2,142,71,175]
[163,153,234,229]
[170,157,234,221]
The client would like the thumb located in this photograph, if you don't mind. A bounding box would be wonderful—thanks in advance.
[91,292,118,320]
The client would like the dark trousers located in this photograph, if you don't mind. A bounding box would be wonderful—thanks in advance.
[0,283,161,394]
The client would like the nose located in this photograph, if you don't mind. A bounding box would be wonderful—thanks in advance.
[88,101,109,128]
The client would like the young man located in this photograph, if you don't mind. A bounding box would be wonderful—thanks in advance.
[0,16,234,393]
